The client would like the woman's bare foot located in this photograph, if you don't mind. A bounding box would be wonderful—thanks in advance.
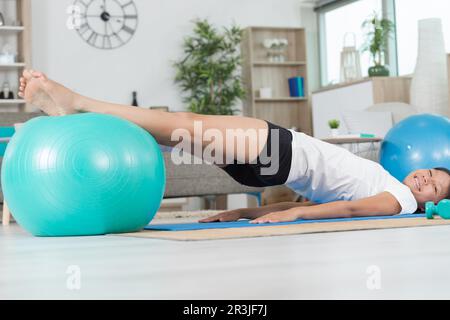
[19,70,80,116]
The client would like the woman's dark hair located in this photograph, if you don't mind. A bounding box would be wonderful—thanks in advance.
[435,167,450,176]
[435,167,450,199]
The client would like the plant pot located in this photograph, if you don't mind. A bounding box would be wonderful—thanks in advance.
[330,128,339,137]
[368,65,389,77]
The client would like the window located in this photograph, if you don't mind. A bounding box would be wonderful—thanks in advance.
[319,0,382,86]
[318,0,450,85]
[395,0,450,75]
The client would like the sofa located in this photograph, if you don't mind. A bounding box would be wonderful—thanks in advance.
[0,112,263,203]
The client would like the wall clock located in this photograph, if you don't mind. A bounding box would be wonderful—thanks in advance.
[72,0,138,49]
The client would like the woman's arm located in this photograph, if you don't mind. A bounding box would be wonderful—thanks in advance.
[199,201,314,222]
[250,192,402,223]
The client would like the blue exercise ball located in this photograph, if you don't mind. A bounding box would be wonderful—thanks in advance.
[380,113,450,182]
[1,113,165,236]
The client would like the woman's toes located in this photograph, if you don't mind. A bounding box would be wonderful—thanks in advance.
[31,70,45,79]
[23,69,33,80]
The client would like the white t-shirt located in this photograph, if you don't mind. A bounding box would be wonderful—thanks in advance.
[285,131,418,214]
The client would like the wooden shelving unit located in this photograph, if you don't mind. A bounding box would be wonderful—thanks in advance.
[0,98,24,104]
[0,0,31,112]
[255,97,307,102]
[252,61,307,67]
[241,26,311,134]
[0,62,26,68]
[0,26,24,31]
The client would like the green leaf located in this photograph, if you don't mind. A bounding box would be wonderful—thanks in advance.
[361,11,395,65]
[174,19,244,115]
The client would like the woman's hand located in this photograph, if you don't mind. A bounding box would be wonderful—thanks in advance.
[199,209,245,223]
[250,208,302,224]
[199,202,310,223]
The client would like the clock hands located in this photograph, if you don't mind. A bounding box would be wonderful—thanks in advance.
[85,14,127,18]
[103,22,111,49]
[107,20,124,44]
[85,14,125,25]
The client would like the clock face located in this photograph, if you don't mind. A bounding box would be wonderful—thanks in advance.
[73,0,138,49]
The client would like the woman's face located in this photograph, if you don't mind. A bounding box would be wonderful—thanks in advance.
[403,169,450,211]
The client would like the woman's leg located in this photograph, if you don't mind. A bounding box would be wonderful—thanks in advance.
[19,70,268,164]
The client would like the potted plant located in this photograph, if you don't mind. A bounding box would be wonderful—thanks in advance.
[174,19,245,115]
[362,12,395,77]
[328,119,340,137]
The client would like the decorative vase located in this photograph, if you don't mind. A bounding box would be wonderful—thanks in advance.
[268,47,287,62]
[330,128,339,137]
[368,65,389,77]
[410,18,449,116]
[259,87,272,99]
[340,33,362,82]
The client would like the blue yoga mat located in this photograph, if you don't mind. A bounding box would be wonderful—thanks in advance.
[145,214,426,231]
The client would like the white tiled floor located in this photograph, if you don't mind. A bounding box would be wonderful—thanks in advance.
[2,223,450,299]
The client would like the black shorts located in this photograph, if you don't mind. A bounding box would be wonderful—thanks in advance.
[222,121,293,187]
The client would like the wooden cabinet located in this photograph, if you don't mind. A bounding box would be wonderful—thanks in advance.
[241,27,311,134]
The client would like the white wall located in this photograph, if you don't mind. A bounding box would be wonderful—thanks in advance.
[32,0,304,111]
[300,1,320,92]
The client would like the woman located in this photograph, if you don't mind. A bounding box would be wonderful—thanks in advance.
[18,70,450,224]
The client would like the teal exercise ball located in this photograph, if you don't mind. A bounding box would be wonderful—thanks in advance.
[380,114,450,182]
[1,113,165,236]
